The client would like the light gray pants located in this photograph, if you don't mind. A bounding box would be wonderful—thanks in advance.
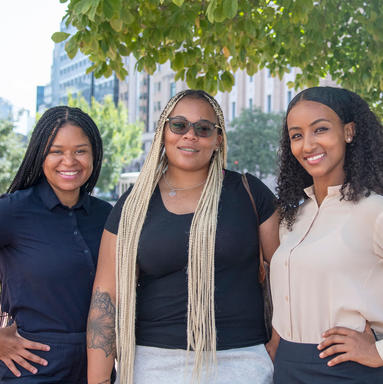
[125,344,274,384]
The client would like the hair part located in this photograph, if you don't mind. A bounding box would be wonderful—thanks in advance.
[277,86,383,229]
[116,89,227,384]
[8,106,103,194]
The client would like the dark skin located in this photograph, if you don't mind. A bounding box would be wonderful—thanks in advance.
[0,323,50,377]
[318,323,382,367]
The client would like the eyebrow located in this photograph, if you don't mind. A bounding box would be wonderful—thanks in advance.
[288,118,331,131]
[50,143,90,148]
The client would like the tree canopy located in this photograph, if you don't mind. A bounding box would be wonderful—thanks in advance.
[53,0,383,113]
[227,107,282,179]
[68,94,142,193]
[0,120,26,194]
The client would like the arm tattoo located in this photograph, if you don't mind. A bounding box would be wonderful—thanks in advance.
[87,287,116,358]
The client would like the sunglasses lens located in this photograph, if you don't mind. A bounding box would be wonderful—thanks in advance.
[168,118,217,137]
[169,119,188,134]
[194,122,214,137]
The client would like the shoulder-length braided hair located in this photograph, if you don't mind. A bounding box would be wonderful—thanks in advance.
[277,86,383,229]
[116,89,227,384]
[8,106,103,194]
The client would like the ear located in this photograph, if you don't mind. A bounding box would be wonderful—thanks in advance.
[215,133,223,150]
[344,122,355,143]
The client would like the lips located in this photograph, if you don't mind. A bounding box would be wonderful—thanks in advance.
[57,170,81,179]
[178,146,199,153]
[304,153,325,165]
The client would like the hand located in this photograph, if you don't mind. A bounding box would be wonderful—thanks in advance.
[318,323,383,368]
[0,323,50,377]
[265,328,280,362]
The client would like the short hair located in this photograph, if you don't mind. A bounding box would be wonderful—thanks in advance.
[277,86,383,229]
[8,106,103,194]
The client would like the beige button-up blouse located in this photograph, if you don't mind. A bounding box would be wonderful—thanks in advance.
[271,185,383,359]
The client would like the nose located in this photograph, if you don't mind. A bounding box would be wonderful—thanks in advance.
[182,122,198,140]
[62,152,77,165]
[302,133,316,153]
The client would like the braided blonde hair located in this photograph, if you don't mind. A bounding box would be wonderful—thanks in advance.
[116,90,227,383]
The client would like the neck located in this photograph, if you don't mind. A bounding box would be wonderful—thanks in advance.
[52,186,80,208]
[165,166,209,188]
[313,175,344,206]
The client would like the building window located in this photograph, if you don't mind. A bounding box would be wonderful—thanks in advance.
[267,69,272,78]
[170,82,176,97]
[287,90,292,104]
[267,95,272,113]
[249,98,253,109]
[249,76,253,83]
[232,102,236,119]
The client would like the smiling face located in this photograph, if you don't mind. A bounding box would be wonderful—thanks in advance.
[42,123,93,207]
[287,100,355,187]
[164,97,222,173]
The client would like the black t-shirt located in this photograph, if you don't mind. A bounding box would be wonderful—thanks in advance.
[106,170,275,350]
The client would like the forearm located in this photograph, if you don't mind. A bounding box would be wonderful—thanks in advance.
[87,287,116,384]
[265,327,280,361]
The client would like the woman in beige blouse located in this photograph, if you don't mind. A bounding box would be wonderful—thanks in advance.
[271,86,383,383]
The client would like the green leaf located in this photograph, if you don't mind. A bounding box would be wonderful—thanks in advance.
[174,68,185,81]
[51,32,70,43]
[223,0,238,19]
[88,1,101,21]
[214,1,226,23]
[121,8,134,24]
[85,63,98,74]
[103,0,115,19]
[158,49,169,64]
[118,44,130,56]
[73,0,94,15]
[172,0,184,6]
[110,18,123,32]
[220,71,234,91]
[206,0,217,23]
[172,52,184,71]
[65,36,79,59]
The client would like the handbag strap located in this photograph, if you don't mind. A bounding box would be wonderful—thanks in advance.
[241,173,266,284]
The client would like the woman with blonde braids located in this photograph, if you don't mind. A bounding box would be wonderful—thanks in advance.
[87,89,279,384]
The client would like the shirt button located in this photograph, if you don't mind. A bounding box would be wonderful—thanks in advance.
[74,231,78,235]
[68,211,73,216]
[84,249,89,254]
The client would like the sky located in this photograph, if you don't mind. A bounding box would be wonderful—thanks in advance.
[0,0,67,115]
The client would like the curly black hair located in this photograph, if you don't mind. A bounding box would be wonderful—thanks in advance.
[276,86,383,229]
[8,106,103,194]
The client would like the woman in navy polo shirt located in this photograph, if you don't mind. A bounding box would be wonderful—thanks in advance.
[0,106,112,383]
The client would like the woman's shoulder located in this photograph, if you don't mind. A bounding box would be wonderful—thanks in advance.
[355,192,383,215]
[0,187,35,209]
[89,195,113,210]
[224,169,273,191]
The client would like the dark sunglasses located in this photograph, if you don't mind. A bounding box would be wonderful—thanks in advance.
[166,117,222,138]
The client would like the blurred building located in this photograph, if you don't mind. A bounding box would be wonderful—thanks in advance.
[38,21,117,110]
[0,97,13,120]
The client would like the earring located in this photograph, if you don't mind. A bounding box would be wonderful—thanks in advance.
[346,137,352,143]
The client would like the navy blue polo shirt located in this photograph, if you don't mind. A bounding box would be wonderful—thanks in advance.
[0,179,112,333]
